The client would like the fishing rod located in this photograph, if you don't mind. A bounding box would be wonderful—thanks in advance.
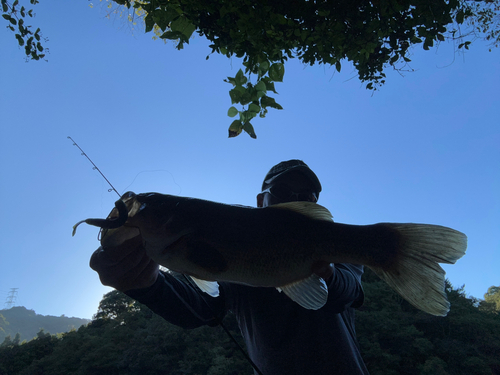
[69,136,264,375]
[68,136,121,198]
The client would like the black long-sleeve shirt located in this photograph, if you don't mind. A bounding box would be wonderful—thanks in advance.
[127,262,369,375]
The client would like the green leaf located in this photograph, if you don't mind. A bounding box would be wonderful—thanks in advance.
[160,30,183,40]
[170,16,196,40]
[234,85,246,94]
[257,60,270,75]
[240,91,252,105]
[235,69,247,86]
[242,122,257,139]
[144,14,154,33]
[335,61,341,73]
[15,34,24,46]
[227,106,238,117]
[263,78,277,93]
[225,76,237,86]
[229,88,242,104]
[244,110,257,121]
[255,80,266,92]
[228,119,243,138]
[269,63,284,82]
[153,9,170,31]
[260,96,283,110]
[248,103,260,113]
[255,89,266,99]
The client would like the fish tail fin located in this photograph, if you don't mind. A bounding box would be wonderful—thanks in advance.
[369,224,467,316]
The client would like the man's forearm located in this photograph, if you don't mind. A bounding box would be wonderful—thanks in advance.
[126,271,226,328]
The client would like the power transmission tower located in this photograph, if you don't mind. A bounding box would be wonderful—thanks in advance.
[4,288,18,309]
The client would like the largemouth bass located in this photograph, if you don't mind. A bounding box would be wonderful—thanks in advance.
[74,191,467,316]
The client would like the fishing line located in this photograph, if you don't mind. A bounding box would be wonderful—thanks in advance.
[121,169,182,196]
[68,136,121,198]
[69,136,263,374]
[181,274,264,375]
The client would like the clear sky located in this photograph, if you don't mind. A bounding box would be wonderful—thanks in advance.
[1,2,498,320]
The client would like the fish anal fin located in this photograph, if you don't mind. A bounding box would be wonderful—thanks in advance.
[189,276,220,297]
[269,202,333,222]
[277,274,328,310]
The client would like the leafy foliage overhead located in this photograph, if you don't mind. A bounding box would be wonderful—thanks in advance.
[2,0,46,60]
[3,0,499,137]
[114,0,499,138]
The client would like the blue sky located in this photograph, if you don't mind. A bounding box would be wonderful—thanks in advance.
[1,1,498,320]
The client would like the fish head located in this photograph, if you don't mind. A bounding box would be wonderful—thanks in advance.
[100,192,195,255]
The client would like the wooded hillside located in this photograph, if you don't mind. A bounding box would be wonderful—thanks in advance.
[1,271,499,374]
[0,307,90,343]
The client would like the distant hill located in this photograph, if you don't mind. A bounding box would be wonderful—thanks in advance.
[0,306,90,342]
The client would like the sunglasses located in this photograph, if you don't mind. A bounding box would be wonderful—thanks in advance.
[262,184,318,203]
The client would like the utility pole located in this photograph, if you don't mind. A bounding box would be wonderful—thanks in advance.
[4,288,18,309]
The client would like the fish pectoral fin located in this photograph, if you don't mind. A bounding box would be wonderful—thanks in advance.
[277,274,328,310]
[189,276,220,297]
[269,202,333,222]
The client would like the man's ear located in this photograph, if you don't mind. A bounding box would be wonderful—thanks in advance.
[256,193,264,208]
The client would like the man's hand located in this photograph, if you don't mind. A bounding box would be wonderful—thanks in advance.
[90,235,159,292]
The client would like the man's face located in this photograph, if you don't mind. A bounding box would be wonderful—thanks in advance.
[257,171,318,208]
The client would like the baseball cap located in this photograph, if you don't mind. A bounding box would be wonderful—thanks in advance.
[261,160,322,195]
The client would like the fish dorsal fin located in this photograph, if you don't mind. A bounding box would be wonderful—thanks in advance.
[189,276,220,297]
[277,274,328,310]
[270,202,333,222]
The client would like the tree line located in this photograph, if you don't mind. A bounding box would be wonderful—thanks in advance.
[1,270,499,375]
